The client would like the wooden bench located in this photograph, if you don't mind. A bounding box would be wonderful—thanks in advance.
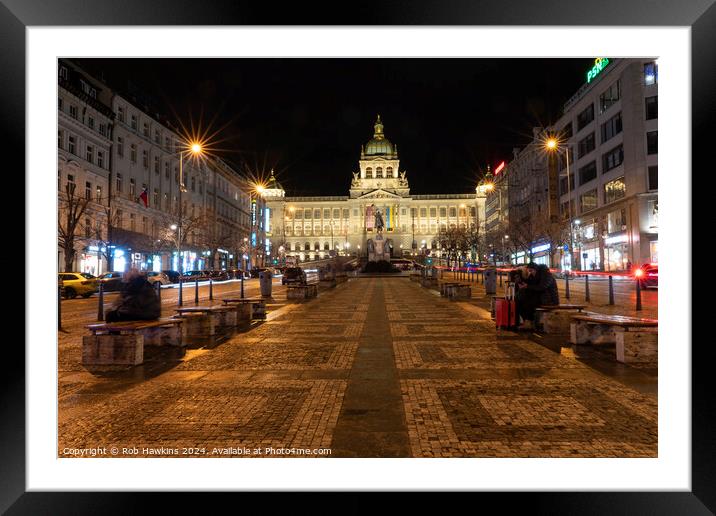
[83,318,184,366]
[570,314,658,364]
[286,283,318,300]
[534,304,587,334]
[174,306,238,336]
[222,297,267,320]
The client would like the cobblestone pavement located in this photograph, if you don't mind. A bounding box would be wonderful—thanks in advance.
[58,277,657,458]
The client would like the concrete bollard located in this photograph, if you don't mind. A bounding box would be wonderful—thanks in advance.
[195,278,199,304]
[636,278,642,311]
[584,274,590,302]
[97,282,104,321]
[608,275,615,305]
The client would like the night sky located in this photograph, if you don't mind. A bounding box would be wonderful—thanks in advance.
[78,58,592,196]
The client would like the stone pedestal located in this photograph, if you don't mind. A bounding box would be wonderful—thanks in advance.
[448,285,471,300]
[82,334,143,366]
[616,329,658,364]
[142,324,183,347]
[570,321,617,345]
[179,314,218,337]
[536,310,579,334]
[421,278,439,289]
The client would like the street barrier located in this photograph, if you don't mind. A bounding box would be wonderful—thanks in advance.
[97,283,104,321]
[584,274,590,302]
[608,275,615,305]
[636,278,642,311]
[565,274,570,300]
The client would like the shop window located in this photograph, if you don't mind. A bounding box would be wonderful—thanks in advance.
[579,189,598,213]
[604,177,626,204]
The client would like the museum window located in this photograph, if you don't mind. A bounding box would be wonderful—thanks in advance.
[577,132,595,159]
[645,96,658,120]
[420,208,427,218]
[69,105,78,119]
[576,103,594,130]
[599,80,620,113]
[305,209,312,219]
[646,131,658,155]
[600,112,622,143]
[366,168,372,178]
[115,173,122,193]
[131,114,137,130]
[324,209,330,219]
[439,207,446,218]
[343,209,349,219]
[129,178,136,197]
[387,167,394,178]
[130,144,137,163]
[68,135,76,155]
[97,151,104,169]
[96,185,102,202]
[602,145,624,172]
[85,181,92,200]
[376,167,383,178]
[314,209,321,219]
[648,166,658,191]
[449,207,457,218]
[429,207,437,218]
[579,189,598,213]
[117,136,123,157]
[142,149,148,168]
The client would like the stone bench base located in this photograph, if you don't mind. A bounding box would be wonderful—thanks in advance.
[536,309,583,334]
[616,328,658,364]
[82,334,143,366]
[447,285,471,300]
[421,278,438,289]
[287,284,318,299]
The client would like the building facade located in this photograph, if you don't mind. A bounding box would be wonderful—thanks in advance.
[264,116,480,263]
[553,58,658,271]
[58,60,263,274]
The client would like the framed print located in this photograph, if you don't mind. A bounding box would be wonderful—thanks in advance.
[4,0,712,512]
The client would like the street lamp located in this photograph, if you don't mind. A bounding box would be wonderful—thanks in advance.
[176,140,204,273]
[545,137,576,271]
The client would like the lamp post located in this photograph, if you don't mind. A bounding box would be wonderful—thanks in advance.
[546,138,576,271]
[176,141,204,273]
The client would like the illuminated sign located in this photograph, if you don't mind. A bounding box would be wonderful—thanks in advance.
[586,58,610,83]
[494,161,505,175]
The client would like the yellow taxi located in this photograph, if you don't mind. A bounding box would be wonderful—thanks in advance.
[58,272,99,299]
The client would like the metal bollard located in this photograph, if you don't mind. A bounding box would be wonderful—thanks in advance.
[209,278,213,301]
[608,275,615,305]
[584,274,590,302]
[156,280,161,303]
[499,271,503,286]
[178,277,183,306]
[97,282,104,321]
[635,278,642,311]
[565,273,570,300]
[194,278,199,304]
[241,275,245,299]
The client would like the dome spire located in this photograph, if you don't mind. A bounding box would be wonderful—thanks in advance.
[373,114,384,140]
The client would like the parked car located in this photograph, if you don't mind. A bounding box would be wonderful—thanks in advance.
[162,270,181,283]
[635,263,658,289]
[146,271,171,286]
[181,270,209,281]
[282,267,307,285]
[208,270,230,281]
[58,272,99,299]
[227,268,250,279]
[97,271,124,292]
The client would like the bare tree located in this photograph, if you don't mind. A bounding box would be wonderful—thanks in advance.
[58,183,92,272]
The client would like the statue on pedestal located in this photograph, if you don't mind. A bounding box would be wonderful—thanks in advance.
[374,206,385,234]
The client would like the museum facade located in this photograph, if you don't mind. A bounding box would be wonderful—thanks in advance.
[263,116,485,263]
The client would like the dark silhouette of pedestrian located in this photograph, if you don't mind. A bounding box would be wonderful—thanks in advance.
[105,269,161,322]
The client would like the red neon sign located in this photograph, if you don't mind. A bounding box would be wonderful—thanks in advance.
[494,161,505,175]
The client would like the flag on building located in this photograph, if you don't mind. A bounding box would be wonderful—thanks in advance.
[138,188,148,207]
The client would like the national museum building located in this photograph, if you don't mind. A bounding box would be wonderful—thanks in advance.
[263,116,482,262]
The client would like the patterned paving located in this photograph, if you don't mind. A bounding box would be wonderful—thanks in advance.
[58,277,657,458]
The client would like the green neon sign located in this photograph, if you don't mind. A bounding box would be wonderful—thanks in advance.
[586,58,610,83]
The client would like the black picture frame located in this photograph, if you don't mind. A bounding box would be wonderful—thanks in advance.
[4,0,711,512]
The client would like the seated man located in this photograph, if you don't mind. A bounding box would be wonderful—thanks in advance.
[105,269,161,322]
[515,262,559,328]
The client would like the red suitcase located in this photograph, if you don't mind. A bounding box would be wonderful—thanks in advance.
[495,298,517,329]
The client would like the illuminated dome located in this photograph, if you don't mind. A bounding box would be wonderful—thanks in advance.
[363,115,397,157]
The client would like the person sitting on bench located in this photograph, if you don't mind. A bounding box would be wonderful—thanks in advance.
[516,262,559,329]
[106,269,161,322]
